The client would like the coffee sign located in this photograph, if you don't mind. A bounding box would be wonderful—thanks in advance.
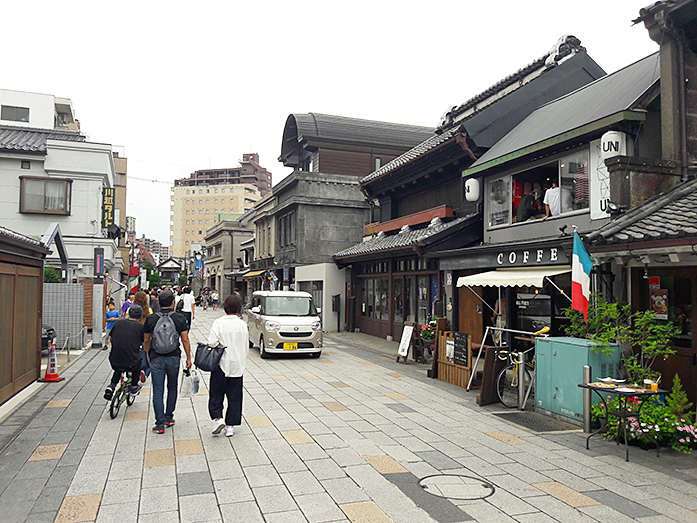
[496,247,562,266]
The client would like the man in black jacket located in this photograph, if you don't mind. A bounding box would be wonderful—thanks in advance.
[104,305,145,400]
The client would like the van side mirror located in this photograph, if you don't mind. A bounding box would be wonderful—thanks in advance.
[316,307,322,314]
[251,306,261,314]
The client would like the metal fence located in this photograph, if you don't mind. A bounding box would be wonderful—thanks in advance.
[43,283,85,350]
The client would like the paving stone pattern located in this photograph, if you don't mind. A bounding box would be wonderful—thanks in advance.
[1,308,697,522]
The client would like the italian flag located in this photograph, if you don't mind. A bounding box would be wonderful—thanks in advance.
[571,231,593,322]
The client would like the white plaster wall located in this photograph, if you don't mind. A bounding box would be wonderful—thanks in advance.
[0,90,55,129]
[295,262,345,333]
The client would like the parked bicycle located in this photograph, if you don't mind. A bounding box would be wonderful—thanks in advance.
[494,326,549,408]
[109,371,137,419]
[495,347,536,408]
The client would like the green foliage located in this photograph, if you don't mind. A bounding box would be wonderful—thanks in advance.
[565,297,678,384]
[666,374,694,422]
[591,394,697,453]
[621,310,677,383]
[178,275,188,287]
[564,297,629,355]
[44,267,62,283]
[148,272,162,287]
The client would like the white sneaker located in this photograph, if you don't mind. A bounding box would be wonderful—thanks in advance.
[225,426,234,437]
[212,418,225,434]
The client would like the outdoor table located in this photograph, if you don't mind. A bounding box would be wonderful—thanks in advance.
[578,383,667,462]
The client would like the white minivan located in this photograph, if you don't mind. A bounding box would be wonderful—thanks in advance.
[246,290,323,358]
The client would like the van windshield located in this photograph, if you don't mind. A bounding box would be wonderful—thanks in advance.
[264,296,317,316]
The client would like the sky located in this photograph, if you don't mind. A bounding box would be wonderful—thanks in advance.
[4,1,658,246]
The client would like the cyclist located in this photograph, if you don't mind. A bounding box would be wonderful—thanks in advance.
[104,304,145,400]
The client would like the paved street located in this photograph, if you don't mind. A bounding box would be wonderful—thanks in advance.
[1,308,697,523]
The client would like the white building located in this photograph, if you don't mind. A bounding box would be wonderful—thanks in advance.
[0,89,123,280]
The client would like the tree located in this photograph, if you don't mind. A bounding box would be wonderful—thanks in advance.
[44,267,62,283]
[178,275,188,287]
[148,272,162,287]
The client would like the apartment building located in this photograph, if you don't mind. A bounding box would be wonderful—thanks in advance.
[170,183,261,257]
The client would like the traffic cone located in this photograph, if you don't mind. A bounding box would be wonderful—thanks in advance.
[39,341,65,383]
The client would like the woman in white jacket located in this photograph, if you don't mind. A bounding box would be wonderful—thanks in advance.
[207,294,249,437]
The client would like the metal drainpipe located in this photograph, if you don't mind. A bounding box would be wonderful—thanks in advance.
[678,34,688,181]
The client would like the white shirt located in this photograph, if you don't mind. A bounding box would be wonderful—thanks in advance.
[543,186,561,217]
[181,293,196,312]
[207,314,249,377]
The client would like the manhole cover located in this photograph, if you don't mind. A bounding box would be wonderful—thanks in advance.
[419,474,495,500]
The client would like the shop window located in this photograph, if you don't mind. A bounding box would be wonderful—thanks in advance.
[404,276,415,323]
[418,276,429,325]
[19,176,71,215]
[393,278,404,322]
[488,147,591,227]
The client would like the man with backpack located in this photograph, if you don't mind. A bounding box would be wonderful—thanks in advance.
[143,289,192,434]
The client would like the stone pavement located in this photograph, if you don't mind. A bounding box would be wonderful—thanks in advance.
[1,309,697,522]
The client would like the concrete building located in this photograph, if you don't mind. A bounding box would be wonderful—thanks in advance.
[203,218,254,297]
[0,89,123,281]
[169,153,270,258]
[267,113,434,332]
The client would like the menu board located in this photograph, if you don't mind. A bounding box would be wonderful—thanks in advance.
[453,332,468,367]
[398,324,414,357]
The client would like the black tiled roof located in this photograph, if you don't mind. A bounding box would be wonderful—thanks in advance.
[0,125,85,153]
[0,225,42,246]
[290,113,433,149]
[586,177,697,246]
[360,128,457,185]
[333,215,474,258]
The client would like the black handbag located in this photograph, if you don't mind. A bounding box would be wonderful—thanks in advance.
[194,342,225,372]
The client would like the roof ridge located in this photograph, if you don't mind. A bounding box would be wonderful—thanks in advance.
[587,176,697,243]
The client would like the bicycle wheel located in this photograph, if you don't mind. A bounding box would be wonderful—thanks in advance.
[126,391,136,406]
[497,364,532,408]
[110,388,122,419]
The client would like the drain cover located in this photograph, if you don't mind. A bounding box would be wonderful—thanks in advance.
[419,474,495,500]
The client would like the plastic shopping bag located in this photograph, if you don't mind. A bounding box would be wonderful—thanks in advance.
[191,369,200,394]
[180,369,194,397]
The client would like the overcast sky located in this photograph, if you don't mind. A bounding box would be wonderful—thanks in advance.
[4,1,658,247]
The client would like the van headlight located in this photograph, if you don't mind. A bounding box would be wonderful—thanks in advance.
[311,321,322,331]
[265,321,281,332]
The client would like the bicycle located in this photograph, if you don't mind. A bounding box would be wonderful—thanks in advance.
[109,371,137,419]
[495,347,536,408]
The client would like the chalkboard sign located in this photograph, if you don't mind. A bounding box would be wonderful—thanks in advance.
[453,332,468,367]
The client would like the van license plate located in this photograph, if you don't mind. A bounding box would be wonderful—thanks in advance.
[283,343,298,351]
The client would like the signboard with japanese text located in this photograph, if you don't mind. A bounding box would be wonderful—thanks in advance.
[102,188,115,228]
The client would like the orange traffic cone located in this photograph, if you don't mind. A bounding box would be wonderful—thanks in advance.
[39,341,65,382]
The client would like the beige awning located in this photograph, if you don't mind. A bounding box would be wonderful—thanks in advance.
[242,270,266,279]
[456,266,571,288]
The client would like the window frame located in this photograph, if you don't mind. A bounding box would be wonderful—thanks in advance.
[19,176,72,215]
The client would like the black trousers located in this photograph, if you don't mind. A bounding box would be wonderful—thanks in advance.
[208,366,243,426]
[111,360,141,387]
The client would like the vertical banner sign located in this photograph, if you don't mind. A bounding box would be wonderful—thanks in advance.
[93,247,104,277]
[129,266,139,293]
[650,289,669,320]
[102,188,115,228]
[588,139,611,221]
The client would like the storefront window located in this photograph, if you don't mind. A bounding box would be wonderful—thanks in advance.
[418,276,429,325]
[560,150,589,213]
[489,147,591,226]
[393,278,404,323]
[489,176,510,226]
[377,279,388,320]
[367,279,375,317]
[405,276,414,323]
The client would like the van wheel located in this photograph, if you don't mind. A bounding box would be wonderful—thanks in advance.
[259,337,269,359]
[311,351,321,358]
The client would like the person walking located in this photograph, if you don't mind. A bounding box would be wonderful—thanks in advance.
[120,292,135,318]
[143,289,192,434]
[211,290,219,311]
[207,294,248,437]
[150,290,161,314]
[180,286,196,329]
[133,291,152,383]
[104,302,119,350]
